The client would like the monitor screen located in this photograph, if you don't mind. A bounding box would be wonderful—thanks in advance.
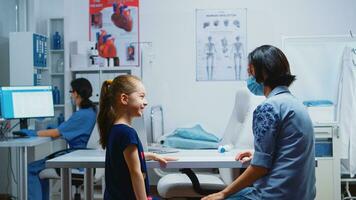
[0,86,54,119]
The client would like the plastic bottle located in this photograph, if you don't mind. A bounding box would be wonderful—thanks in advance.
[218,144,233,153]
[53,32,61,49]
[56,58,64,73]
[56,57,64,73]
[109,58,114,67]
[52,86,60,104]
[57,113,64,126]
[103,58,109,67]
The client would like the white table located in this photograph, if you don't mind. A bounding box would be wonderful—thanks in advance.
[46,149,248,200]
[0,136,52,200]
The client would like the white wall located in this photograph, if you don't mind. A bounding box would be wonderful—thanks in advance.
[37,0,64,34]
[141,0,356,136]
[59,0,356,137]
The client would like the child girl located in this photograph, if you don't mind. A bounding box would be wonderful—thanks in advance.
[97,75,176,200]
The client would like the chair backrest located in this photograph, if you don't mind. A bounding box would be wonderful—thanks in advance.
[220,88,250,148]
[87,123,100,149]
[219,88,265,184]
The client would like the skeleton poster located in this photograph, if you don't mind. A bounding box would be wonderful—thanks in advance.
[196,9,247,81]
[90,0,139,66]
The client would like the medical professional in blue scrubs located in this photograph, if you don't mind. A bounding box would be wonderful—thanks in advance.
[202,45,316,200]
[21,78,97,200]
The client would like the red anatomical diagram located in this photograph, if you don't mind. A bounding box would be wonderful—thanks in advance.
[102,38,117,58]
[111,3,133,32]
[91,12,102,28]
[96,30,117,58]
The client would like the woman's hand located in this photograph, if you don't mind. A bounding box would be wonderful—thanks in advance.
[201,191,225,200]
[235,150,253,163]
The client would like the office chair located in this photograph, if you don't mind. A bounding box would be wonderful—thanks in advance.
[39,124,105,200]
[156,89,265,199]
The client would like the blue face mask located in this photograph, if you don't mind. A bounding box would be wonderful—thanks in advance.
[246,76,264,96]
[71,96,77,107]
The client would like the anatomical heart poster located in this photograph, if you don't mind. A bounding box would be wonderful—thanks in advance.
[90,0,139,66]
[196,9,247,81]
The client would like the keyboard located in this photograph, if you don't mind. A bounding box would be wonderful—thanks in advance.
[0,135,28,141]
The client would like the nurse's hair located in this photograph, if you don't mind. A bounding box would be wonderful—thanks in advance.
[97,75,141,149]
[70,78,96,111]
[248,45,296,89]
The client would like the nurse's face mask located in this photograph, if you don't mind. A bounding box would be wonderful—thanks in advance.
[71,97,76,106]
[246,76,264,96]
[246,64,264,96]
[70,89,77,106]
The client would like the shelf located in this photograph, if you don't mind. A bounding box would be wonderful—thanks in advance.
[50,49,64,53]
[71,66,136,72]
[54,104,65,108]
[51,73,64,76]
[101,67,136,71]
[34,67,49,70]
[71,68,100,72]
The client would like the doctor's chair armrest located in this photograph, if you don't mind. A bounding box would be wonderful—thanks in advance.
[45,147,95,160]
[45,147,96,178]
[179,168,221,196]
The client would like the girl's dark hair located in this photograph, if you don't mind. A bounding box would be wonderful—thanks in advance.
[248,45,296,89]
[97,75,141,149]
[71,78,96,111]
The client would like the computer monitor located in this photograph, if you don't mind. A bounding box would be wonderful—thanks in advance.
[0,86,54,129]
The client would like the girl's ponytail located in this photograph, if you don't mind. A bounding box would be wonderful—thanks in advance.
[97,80,115,149]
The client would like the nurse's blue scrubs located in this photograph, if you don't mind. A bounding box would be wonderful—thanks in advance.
[227,86,316,200]
[28,108,96,200]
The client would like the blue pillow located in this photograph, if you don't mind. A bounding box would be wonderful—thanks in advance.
[171,124,220,142]
[163,136,219,149]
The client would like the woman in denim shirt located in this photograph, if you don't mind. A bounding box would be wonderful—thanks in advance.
[203,45,316,200]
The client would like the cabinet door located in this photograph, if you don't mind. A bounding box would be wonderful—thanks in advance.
[315,158,334,200]
[75,73,100,102]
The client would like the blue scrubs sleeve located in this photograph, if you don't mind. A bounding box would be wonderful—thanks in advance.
[57,112,85,141]
[251,103,280,169]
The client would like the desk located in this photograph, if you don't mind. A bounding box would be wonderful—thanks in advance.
[46,149,247,200]
[0,136,52,200]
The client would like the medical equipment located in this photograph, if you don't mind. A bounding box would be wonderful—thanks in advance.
[0,86,54,129]
[218,144,233,153]
[157,89,262,198]
[303,100,335,123]
[149,105,179,154]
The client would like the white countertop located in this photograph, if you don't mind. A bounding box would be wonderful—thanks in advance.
[46,149,247,169]
[0,136,52,147]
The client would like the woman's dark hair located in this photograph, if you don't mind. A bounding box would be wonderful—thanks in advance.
[248,45,296,89]
[97,75,141,149]
[71,78,96,111]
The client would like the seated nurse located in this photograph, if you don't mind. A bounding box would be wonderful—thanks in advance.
[21,78,97,200]
[202,45,316,200]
